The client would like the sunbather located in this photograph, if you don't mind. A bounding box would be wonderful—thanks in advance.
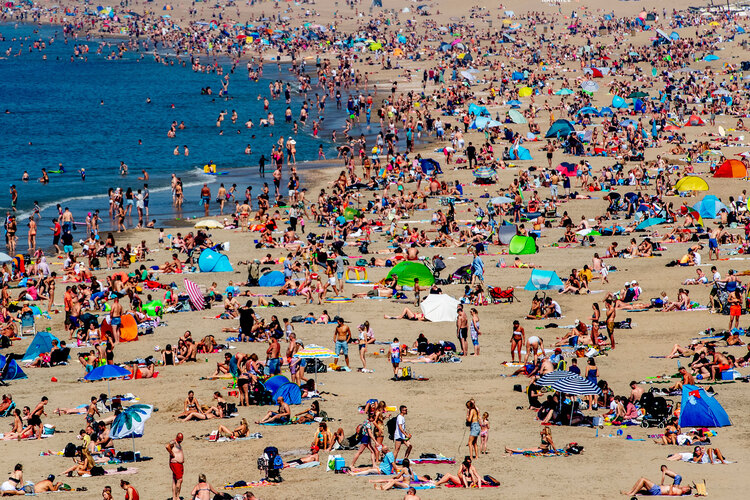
[434,456,481,488]
[256,396,291,424]
[384,307,428,321]
[216,418,249,439]
[347,444,396,476]
[620,477,692,496]
[504,428,556,455]
[667,445,727,464]
[370,459,430,490]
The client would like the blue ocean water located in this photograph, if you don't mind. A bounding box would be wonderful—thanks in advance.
[0,23,343,251]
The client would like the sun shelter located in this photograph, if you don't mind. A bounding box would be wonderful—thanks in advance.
[259,271,286,287]
[386,261,435,287]
[496,225,517,245]
[524,269,564,291]
[0,355,27,380]
[692,195,729,219]
[263,375,302,405]
[545,119,575,138]
[22,331,60,363]
[674,176,709,192]
[509,235,537,255]
[198,249,233,272]
[420,293,460,322]
[713,159,747,178]
[685,114,704,126]
[679,385,731,427]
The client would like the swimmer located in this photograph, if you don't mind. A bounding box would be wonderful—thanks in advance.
[138,169,149,181]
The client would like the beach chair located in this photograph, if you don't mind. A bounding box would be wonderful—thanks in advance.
[20,313,35,338]
[0,401,16,417]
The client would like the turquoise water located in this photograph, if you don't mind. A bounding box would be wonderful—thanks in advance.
[0,23,343,250]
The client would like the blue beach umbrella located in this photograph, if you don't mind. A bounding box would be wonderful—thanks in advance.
[635,217,666,230]
[473,167,497,179]
[85,364,132,400]
[555,88,574,95]
[550,374,602,395]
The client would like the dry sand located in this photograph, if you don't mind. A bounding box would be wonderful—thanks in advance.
[4,0,750,499]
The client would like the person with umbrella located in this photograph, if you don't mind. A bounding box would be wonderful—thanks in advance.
[165,433,184,500]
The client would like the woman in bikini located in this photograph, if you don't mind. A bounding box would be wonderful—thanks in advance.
[294,400,320,424]
[176,391,200,419]
[189,474,219,500]
[216,418,249,439]
[504,427,556,455]
[434,457,481,488]
[311,422,332,451]
[510,320,525,363]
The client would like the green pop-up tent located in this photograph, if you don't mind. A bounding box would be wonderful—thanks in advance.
[386,261,435,287]
[509,235,537,255]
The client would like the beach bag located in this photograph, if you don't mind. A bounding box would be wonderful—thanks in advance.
[291,315,305,323]
[326,454,342,472]
[386,416,398,441]
[305,359,327,374]
[90,466,105,477]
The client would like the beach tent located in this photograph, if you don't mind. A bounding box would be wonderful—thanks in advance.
[692,195,729,219]
[713,159,747,178]
[524,269,564,291]
[557,162,578,177]
[674,176,709,192]
[263,375,302,405]
[509,145,533,160]
[420,158,440,174]
[22,331,60,363]
[509,235,537,255]
[518,87,533,97]
[259,270,285,287]
[599,107,614,116]
[100,314,138,342]
[420,293,459,322]
[611,95,628,109]
[496,225,517,245]
[679,385,731,428]
[685,114,704,126]
[508,109,527,124]
[198,249,233,272]
[0,354,27,380]
[386,261,435,287]
[545,119,575,138]
[468,103,489,117]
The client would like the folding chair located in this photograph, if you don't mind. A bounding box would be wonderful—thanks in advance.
[20,314,35,338]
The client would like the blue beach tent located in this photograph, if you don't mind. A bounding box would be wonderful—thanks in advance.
[22,331,60,363]
[259,271,285,287]
[611,95,628,109]
[198,249,233,272]
[263,375,302,405]
[679,385,731,427]
[544,119,575,138]
[524,269,564,291]
[692,195,728,219]
[0,355,27,380]
[510,145,533,160]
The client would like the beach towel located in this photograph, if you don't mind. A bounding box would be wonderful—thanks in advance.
[285,461,319,469]
[223,480,277,489]
[397,458,455,465]
[258,420,313,426]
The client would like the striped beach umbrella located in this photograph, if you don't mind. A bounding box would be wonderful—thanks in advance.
[294,345,336,385]
[536,371,576,387]
[550,374,602,395]
[184,278,205,311]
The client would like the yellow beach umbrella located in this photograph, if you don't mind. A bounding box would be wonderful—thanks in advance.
[518,87,533,97]
[674,175,709,192]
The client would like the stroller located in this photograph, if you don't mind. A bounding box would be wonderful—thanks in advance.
[451,264,473,284]
[257,446,284,482]
[422,256,448,285]
[639,391,674,428]
[489,286,518,304]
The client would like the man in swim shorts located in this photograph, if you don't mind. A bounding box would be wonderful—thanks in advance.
[332,317,351,368]
[456,305,469,355]
[620,477,692,496]
[165,432,184,500]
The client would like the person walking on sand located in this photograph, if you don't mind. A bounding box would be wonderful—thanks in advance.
[393,405,412,461]
[200,184,211,216]
[110,297,122,343]
[333,317,351,368]
[165,433,184,500]
[456,305,469,356]
[605,297,616,349]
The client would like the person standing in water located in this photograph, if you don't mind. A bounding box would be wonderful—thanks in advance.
[200,184,211,216]
[9,185,17,212]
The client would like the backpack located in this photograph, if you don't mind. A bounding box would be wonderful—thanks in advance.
[291,315,305,323]
[386,416,398,441]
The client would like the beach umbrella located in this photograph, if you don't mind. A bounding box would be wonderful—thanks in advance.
[194,219,223,229]
[664,124,681,131]
[674,176,709,192]
[508,109,527,124]
[712,89,730,96]
[110,404,153,460]
[420,294,460,322]
[704,54,719,62]
[507,99,522,107]
[550,374,602,396]
[294,344,335,385]
[555,88,574,95]
[576,228,601,236]
[627,91,648,98]
[490,196,514,205]
[473,167,497,179]
[580,81,599,92]
[183,278,205,311]
[84,364,132,400]
[460,70,476,81]
[0,252,12,264]
[536,371,577,386]
[518,87,533,97]
[686,208,704,227]
[577,106,599,116]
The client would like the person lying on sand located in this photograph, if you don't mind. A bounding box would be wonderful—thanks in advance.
[384,307,428,321]
[370,459,430,490]
[347,444,397,476]
[216,418,249,439]
[667,445,727,464]
[34,475,66,493]
[620,477,692,496]
[505,427,555,455]
[433,456,482,488]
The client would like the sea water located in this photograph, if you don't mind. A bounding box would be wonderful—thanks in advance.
[0,23,347,252]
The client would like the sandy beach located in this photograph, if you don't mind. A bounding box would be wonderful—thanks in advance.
[3,0,750,499]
